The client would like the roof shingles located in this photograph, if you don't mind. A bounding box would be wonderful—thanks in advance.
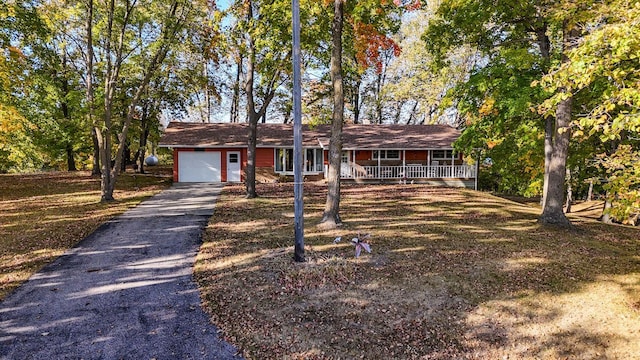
[159,122,460,150]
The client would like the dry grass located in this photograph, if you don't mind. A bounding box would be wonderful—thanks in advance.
[0,169,172,300]
[196,183,640,359]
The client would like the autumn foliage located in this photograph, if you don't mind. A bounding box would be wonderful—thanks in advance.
[353,22,401,73]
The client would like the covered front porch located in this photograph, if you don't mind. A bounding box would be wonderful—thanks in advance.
[334,149,478,189]
[340,163,477,180]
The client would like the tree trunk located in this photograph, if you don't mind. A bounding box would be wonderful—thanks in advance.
[244,2,259,199]
[96,125,114,201]
[203,60,211,123]
[121,141,130,173]
[587,179,593,201]
[66,143,77,171]
[320,0,344,227]
[246,111,258,198]
[541,116,553,208]
[600,196,614,224]
[538,24,552,209]
[405,101,416,124]
[375,72,383,124]
[538,103,571,225]
[230,54,242,123]
[352,72,361,124]
[86,0,100,176]
[91,128,100,176]
[539,22,578,227]
[564,168,572,213]
[137,104,150,174]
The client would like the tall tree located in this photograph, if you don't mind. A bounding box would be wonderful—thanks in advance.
[318,0,414,226]
[538,22,580,226]
[230,0,289,198]
[377,9,476,125]
[85,0,100,176]
[91,0,200,201]
[425,0,597,226]
[321,0,345,226]
[0,1,42,172]
[223,0,330,197]
[538,0,640,223]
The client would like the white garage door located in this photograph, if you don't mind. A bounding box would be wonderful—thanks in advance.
[178,151,221,182]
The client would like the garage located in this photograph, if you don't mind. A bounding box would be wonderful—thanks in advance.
[177,151,221,182]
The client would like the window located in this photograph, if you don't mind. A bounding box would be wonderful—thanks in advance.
[276,148,323,173]
[275,148,293,172]
[229,153,239,163]
[341,151,349,164]
[306,149,324,172]
[372,150,400,160]
[432,150,456,160]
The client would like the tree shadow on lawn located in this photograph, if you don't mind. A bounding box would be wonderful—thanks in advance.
[0,172,172,300]
[196,183,640,359]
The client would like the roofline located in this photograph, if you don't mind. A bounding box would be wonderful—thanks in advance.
[158,144,249,149]
[159,144,455,151]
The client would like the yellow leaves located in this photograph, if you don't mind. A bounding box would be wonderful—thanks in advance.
[478,97,497,117]
[0,104,30,135]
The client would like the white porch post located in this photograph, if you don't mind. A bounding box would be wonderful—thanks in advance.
[451,150,455,178]
[352,150,356,178]
[427,150,431,178]
[402,150,406,180]
[377,149,381,178]
[353,150,356,167]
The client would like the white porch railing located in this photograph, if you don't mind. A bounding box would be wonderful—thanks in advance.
[340,164,476,180]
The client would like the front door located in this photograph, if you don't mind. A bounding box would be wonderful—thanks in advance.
[227,152,241,182]
[340,150,350,178]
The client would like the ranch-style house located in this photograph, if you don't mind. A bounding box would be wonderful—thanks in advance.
[158,122,478,189]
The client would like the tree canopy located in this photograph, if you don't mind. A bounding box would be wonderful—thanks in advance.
[2,0,638,224]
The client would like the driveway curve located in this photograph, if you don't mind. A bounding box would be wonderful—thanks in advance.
[0,183,241,360]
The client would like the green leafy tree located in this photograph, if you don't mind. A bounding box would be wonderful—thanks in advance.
[224,0,293,198]
[598,145,640,225]
[539,0,640,221]
[425,0,607,226]
[0,1,48,172]
[374,8,476,125]
[87,0,210,201]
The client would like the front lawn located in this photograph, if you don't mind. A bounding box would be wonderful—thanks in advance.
[196,183,640,359]
[0,170,172,300]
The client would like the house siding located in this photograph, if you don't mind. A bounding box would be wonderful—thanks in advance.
[406,150,427,163]
[256,148,274,167]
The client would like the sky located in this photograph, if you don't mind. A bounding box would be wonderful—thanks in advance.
[216,0,232,11]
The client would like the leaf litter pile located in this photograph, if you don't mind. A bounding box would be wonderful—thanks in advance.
[0,170,172,300]
[196,183,640,359]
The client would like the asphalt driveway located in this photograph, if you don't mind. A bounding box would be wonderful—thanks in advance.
[0,183,241,359]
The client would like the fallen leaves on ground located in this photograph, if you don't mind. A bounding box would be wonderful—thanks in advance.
[196,183,640,359]
[0,169,172,300]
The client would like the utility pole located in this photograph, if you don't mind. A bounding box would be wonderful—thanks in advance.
[292,0,305,262]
